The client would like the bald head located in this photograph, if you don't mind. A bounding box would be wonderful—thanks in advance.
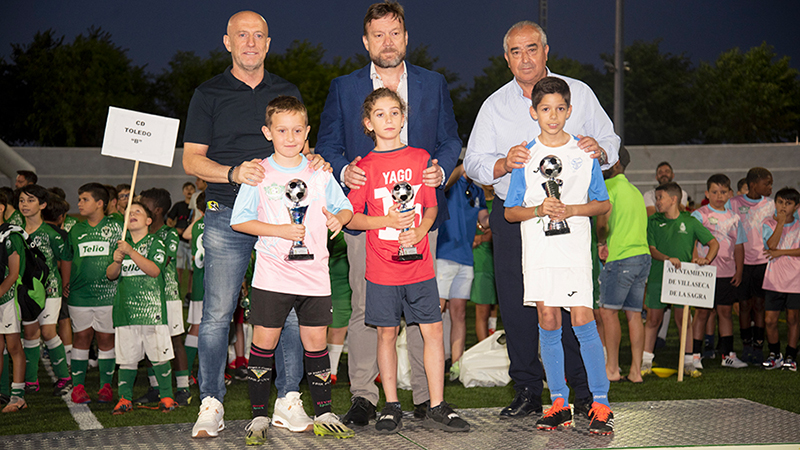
[227,11,268,36]
[224,10,271,77]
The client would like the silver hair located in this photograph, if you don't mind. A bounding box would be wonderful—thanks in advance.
[503,21,547,54]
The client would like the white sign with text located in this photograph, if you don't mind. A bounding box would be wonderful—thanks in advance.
[101,107,179,167]
[660,261,716,308]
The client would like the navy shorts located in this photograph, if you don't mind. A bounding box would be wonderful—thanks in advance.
[249,288,332,328]
[740,264,767,299]
[365,278,441,327]
[765,290,800,311]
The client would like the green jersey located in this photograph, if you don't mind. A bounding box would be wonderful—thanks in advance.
[66,216,123,307]
[113,234,167,327]
[109,212,124,223]
[1,231,26,307]
[154,225,180,302]
[647,211,715,288]
[190,218,205,302]
[28,223,68,299]
[7,210,25,227]
[63,216,78,233]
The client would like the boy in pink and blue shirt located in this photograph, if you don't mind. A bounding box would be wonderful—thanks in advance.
[692,174,748,368]
[728,167,774,363]
[761,187,800,371]
[230,96,355,443]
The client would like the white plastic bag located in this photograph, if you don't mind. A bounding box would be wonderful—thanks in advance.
[396,324,412,390]
[459,330,511,388]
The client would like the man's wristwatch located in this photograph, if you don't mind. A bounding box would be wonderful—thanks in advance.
[228,165,239,187]
[598,150,609,166]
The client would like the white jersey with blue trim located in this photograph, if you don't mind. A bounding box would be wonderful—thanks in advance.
[506,135,607,271]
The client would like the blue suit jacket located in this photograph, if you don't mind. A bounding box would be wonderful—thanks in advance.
[315,64,462,231]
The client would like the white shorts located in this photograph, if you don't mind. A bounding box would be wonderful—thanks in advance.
[187,300,203,325]
[0,301,21,334]
[176,240,192,270]
[115,325,174,365]
[167,301,185,336]
[436,259,474,300]
[523,267,593,309]
[22,297,61,326]
[69,305,114,334]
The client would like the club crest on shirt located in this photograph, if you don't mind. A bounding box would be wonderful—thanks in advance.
[101,225,113,239]
[679,222,687,234]
[709,217,718,225]
[738,206,749,215]
[264,183,284,201]
[570,157,583,171]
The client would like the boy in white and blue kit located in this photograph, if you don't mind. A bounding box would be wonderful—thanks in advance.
[505,77,613,435]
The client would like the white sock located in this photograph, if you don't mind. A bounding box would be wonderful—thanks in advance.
[185,334,198,348]
[658,310,670,340]
[488,317,497,331]
[643,351,655,365]
[328,344,343,376]
[177,375,189,389]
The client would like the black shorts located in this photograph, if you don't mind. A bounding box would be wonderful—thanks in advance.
[739,264,767,300]
[249,288,332,328]
[765,290,800,311]
[713,277,742,307]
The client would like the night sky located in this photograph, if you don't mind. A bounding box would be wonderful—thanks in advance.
[2,0,798,88]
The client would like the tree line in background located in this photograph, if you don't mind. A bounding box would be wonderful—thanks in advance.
[1,27,799,148]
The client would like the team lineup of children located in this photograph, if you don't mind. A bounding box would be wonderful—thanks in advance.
[2,75,798,443]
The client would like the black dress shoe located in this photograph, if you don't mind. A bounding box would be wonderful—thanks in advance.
[342,396,376,426]
[499,388,542,418]
[573,396,593,419]
[413,400,430,419]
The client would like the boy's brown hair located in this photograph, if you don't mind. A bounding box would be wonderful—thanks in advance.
[655,181,683,201]
[265,96,308,129]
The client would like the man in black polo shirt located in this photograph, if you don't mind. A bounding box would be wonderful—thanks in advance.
[182,10,325,439]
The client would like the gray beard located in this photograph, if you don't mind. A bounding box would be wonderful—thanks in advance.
[371,51,406,69]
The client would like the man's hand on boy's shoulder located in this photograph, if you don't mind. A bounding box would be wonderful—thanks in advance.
[576,135,607,164]
[233,158,266,186]
[502,141,530,174]
[307,153,331,173]
[344,156,366,189]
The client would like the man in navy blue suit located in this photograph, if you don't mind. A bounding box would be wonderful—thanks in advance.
[315,1,461,426]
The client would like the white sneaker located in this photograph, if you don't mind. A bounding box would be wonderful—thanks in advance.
[192,396,225,438]
[692,353,703,370]
[721,352,748,368]
[272,392,313,432]
[244,416,270,445]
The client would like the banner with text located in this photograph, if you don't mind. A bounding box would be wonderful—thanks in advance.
[660,261,716,308]
[101,106,179,167]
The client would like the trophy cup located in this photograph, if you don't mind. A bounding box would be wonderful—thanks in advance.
[391,182,423,261]
[539,155,571,236]
[284,179,314,260]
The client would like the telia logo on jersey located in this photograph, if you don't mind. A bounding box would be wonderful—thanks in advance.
[121,259,145,277]
[78,241,110,257]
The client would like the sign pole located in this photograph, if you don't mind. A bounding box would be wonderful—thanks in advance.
[677,306,690,382]
[121,160,140,238]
